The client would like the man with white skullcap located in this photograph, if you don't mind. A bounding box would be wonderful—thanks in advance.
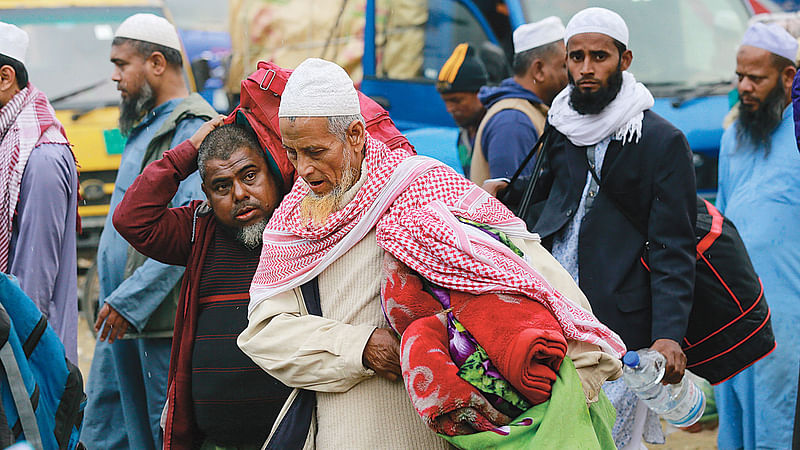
[240,57,624,447]
[714,21,800,450]
[497,7,698,448]
[0,22,79,364]
[82,13,216,450]
[470,16,567,189]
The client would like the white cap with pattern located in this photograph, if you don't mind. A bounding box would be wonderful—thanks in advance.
[565,7,629,47]
[279,58,361,118]
[0,22,29,65]
[114,13,182,52]
[513,16,566,54]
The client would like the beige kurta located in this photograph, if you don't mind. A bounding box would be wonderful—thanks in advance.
[315,229,448,449]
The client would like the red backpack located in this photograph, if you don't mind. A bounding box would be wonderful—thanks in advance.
[224,60,414,193]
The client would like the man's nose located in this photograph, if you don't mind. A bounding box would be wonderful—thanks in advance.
[232,180,249,201]
[738,78,753,94]
[295,153,315,179]
[111,68,121,83]
[579,59,594,77]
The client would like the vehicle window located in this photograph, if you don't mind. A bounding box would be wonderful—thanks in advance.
[3,7,162,110]
[520,0,749,94]
[163,0,228,31]
[374,0,491,80]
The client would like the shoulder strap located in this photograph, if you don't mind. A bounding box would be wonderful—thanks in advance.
[0,304,43,450]
[299,278,322,317]
[471,98,548,185]
[265,278,320,449]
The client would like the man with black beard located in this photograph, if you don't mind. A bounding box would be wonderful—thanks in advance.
[503,8,697,448]
[82,13,216,450]
[113,119,294,449]
[714,22,800,450]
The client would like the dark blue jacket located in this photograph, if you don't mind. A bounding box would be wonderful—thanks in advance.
[478,78,543,179]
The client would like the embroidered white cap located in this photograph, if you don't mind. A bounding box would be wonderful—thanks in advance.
[114,13,182,52]
[740,22,798,62]
[0,22,29,65]
[565,7,629,47]
[279,58,361,118]
[513,16,565,54]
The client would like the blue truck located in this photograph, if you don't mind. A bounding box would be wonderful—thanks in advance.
[360,0,776,196]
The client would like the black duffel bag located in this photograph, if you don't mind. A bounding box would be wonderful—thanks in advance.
[678,197,775,384]
[507,128,776,385]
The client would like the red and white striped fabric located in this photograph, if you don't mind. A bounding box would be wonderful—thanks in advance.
[250,134,626,357]
[0,84,68,272]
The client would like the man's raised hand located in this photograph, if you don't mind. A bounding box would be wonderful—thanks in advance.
[189,115,227,149]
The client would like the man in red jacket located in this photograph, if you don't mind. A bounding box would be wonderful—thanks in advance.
[113,117,294,449]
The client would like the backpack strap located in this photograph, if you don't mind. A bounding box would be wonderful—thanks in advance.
[0,304,43,450]
[470,97,548,186]
[264,278,321,449]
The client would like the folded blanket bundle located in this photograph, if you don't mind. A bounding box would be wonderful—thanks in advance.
[383,250,569,436]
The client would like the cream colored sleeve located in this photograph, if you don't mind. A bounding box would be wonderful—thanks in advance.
[238,289,376,393]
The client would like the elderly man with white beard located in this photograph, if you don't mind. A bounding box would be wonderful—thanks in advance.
[238,58,624,448]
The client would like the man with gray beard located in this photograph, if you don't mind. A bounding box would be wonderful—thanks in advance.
[81,13,216,449]
[113,118,294,448]
[714,22,800,449]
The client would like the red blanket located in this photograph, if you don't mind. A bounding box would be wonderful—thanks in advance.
[450,291,568,406]
[384,254,570,433]
[401,314,512,435]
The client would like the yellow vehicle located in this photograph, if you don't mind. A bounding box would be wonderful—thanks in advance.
[1,0,195,251]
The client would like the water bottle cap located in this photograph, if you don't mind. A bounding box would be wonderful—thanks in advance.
[623,351,640,368]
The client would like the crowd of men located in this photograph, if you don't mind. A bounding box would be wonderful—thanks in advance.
[0,4,799,450]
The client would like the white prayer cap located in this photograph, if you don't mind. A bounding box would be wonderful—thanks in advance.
[279,58,361,118]
[114,13,182,52]
[740,22,798,62]
[513,16,565,54]
[0,22,29,65]
[565,7,629,47]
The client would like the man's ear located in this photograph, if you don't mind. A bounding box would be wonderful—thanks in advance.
[147,51,168,76]
[619,49,633,72]
[347,119,366,149]
[530,59,546,84]
[0,65,16,92]
[782,64,796,94]
[201,182,211,201]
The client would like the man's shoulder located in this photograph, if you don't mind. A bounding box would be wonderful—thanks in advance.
[28,141,75,171]
[641,110,682,136]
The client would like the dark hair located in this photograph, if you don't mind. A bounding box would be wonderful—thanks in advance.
[112,36,183,68]
[197,124,265,181]
[770,53,796,72]
[0,54,28,89]
[512,40,562,76]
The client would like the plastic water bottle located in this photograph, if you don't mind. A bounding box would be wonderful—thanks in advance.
[622,349,706,428]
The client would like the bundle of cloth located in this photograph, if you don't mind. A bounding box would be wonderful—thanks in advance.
[382,252,569,435]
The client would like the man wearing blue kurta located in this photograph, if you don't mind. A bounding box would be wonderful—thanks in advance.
[715,23,800,450]
[81,14,216,450]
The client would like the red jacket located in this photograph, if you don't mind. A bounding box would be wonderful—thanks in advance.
[113,139,219,449]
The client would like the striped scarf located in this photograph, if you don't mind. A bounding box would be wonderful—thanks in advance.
[0,84,69,272]
[250,134,626,357]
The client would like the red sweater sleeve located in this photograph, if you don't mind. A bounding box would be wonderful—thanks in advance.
[113,139,202,266]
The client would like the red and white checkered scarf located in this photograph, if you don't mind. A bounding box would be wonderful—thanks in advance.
[251,134,625,356]
[0,84,69,272]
